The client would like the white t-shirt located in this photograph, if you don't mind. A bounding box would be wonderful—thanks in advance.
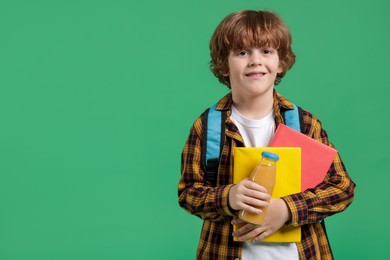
[230,105,299,260]
[230,105,275,147]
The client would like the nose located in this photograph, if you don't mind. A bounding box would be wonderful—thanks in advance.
[249,50,262,66]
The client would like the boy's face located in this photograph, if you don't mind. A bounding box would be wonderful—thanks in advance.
[226,47,282,98]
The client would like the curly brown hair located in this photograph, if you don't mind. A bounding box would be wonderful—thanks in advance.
[210,10,296,87]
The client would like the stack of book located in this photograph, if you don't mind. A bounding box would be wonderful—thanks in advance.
[233,124,337,242]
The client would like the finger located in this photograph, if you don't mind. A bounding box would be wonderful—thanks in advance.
[239,199,268,214]
[252,229,272,242]
[235,197,269,214]
[234,202,262,215]
[232,223,255,238]
[243,180,268,193]
[242,189,271,201]
[231,218,245,225]
[237,226,265,242]
[241,196,270,209]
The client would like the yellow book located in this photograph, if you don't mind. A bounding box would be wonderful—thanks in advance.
[233,147,301,242]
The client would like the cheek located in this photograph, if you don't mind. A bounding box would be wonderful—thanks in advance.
[223,59,233,76]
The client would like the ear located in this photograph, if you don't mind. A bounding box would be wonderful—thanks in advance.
[277,63,283,74]
[222,69,230,77]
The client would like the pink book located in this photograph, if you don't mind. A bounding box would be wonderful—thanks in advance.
[269,124,338,191]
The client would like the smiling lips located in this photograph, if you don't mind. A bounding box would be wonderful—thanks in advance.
[245,71,266,78]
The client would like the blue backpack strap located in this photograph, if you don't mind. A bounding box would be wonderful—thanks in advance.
[201,103,225,186]
[284,104,301,132]
[206,103,222,166]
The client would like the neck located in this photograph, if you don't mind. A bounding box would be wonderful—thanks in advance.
[232,90,274,119]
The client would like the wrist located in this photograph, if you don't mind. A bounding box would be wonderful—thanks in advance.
[280,198,292,224]
[228,184,238,212]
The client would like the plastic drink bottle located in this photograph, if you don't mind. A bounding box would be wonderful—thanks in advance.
[238,151,279,225]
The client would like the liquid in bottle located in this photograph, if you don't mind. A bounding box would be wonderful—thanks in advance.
[238,151,279,225]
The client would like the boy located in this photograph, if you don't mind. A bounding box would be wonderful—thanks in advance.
[178,10,355,259]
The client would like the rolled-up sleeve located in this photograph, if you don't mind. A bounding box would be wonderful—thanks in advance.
[282,115,356,226]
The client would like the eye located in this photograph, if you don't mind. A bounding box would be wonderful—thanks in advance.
[236,50,249,56]
[263,48,275,54]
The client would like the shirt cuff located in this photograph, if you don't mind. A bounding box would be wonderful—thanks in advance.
[282,193,308,226]
[216,184,237,217]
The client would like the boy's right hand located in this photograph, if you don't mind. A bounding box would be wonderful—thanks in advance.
[228,178,270,214]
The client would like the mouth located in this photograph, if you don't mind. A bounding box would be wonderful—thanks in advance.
[245,72,266,77]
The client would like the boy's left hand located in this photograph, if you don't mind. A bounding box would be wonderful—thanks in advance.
[231,198,291,242]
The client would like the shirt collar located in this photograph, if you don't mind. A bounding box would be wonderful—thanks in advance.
[274,91,295,111]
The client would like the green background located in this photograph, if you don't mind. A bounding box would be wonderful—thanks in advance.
[1,0,389,259]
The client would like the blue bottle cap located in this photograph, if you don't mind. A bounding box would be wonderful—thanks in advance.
[261,151,279,161]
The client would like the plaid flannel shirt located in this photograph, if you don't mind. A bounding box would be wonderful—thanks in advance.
[178,91,355,260]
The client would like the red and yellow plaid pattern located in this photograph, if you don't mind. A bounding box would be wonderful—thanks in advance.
[178,91,355,259]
